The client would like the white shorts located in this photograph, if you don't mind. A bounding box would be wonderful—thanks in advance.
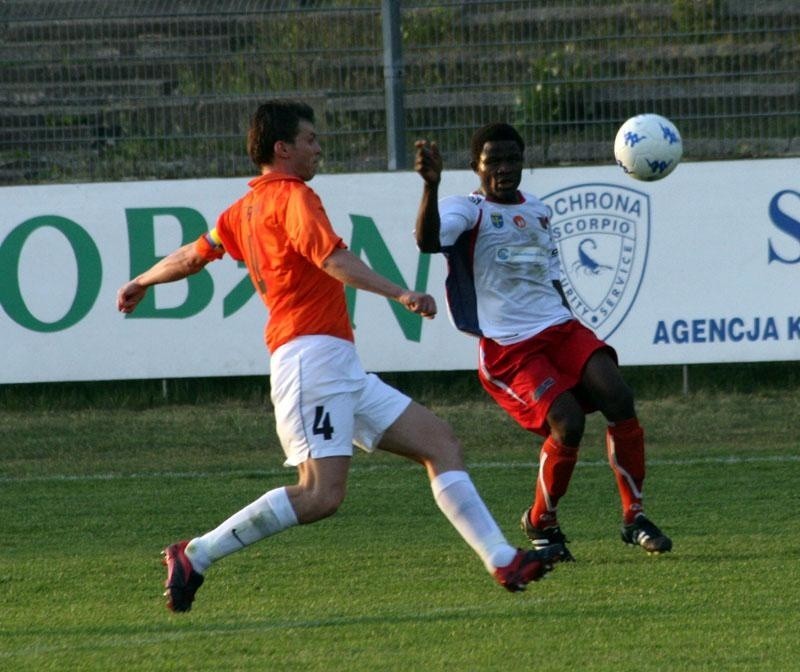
[270,335,411,467]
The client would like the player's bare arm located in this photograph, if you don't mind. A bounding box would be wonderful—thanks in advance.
[414,139,443,253]
[117,242,210,314]
[321,248,437,318]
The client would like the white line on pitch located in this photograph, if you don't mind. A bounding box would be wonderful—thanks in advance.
[1,453,798,484]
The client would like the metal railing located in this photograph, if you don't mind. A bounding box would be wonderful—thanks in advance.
[2,0,798,184]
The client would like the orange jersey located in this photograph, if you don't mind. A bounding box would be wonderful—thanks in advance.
[197,172,353,352]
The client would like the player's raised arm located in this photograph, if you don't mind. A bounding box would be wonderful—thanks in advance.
[116,241,211,314]
[414,139,443,254]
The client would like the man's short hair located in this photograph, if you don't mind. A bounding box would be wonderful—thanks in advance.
[247,100,315,167]
[470,123,525,166]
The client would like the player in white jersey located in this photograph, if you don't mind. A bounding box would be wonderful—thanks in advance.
[414,123,672,558]
[434,188,571,343]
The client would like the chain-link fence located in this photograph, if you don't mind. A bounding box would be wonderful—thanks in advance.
[2,0,798,184]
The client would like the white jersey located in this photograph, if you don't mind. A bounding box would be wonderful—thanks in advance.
[437,191,572,345]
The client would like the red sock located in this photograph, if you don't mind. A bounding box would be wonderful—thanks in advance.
[529,436,578,529]
[606,418,646,524]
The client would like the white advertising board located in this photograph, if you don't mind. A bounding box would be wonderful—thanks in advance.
[1,158,799,384]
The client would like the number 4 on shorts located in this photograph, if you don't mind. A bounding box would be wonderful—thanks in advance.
[312,405,334,440]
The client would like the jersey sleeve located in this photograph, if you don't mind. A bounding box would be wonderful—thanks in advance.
[211,205,245,261]
[195,226,225,261]
[284,185,346,267]
[438,195,480,247]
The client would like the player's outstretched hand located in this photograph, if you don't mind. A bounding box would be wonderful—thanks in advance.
[414,139,442,186]
[399,290,437,319]
[117,281,147,313]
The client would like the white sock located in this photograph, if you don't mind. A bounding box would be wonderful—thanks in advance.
[185,486,298,574]
[430,470,517,573]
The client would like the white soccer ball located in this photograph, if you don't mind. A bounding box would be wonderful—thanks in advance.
[614,114,682,181]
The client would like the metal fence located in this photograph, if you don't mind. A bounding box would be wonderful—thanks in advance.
[2,0,799,184]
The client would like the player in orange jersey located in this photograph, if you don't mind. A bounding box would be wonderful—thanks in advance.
[117,100,566,612]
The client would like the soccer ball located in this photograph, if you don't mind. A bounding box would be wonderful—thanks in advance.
[614,114,682,181]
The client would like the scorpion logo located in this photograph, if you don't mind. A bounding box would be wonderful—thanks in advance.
[572,239,613,275]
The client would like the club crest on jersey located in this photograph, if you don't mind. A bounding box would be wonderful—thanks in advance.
[490,212,504,228]
[541,183,650,340]
[513,215,527,229]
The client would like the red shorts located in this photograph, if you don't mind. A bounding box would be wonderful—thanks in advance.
[478,320,616,437]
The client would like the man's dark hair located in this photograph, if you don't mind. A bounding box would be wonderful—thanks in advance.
[469,123,525,166]
[247,100,315,167]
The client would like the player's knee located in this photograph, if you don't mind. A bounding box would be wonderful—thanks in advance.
[434,419,464,459]
[602,382,636,421]
[547,400,585,447]
[421,418,465,471]
[307,499,342,522]
[300,484,346,522]
[551,422,584,448]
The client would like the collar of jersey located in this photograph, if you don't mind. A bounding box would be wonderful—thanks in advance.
[248,171,305,188]
[473,190,526,205]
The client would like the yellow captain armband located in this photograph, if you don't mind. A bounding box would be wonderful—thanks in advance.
[207,228,223,247]
[195,227,225,260]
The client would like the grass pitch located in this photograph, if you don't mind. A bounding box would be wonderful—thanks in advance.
[1,387,799,671]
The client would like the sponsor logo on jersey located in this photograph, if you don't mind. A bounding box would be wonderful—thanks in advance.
[541,183,650,340]
[494,246,548,264]
[490,212,504,228]
[513,215,527,229]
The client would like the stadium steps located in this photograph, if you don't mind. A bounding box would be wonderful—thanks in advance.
[0,79,180,106]
[544,136,798,166]
[459,0,800,31]
[326,91,519,115]
[1,1,798,183]
[588,80,800,119]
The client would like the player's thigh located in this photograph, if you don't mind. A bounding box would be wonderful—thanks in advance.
[271,339,361,466]
[376,400,465,474]
[351,372,411,453]
[352,374,464,475]
[550,321,614,380]
[274,385,358,467]
[580,349,634,419]
[480,351,566,436]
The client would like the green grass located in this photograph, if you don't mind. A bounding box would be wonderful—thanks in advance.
[3,361,800,411]
[2,388,799,670]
